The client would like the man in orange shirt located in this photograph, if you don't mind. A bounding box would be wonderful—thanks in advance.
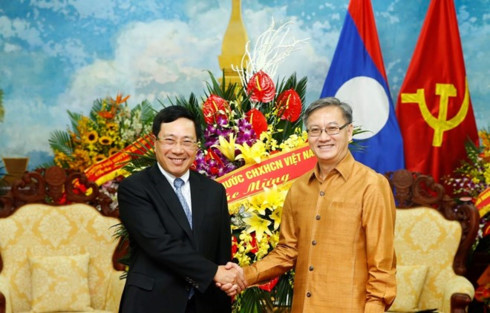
[224,97,397,312]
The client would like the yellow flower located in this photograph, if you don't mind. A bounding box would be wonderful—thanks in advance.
[108,147,120,156]
[259,130,278,152]
[106,122,118,130]
[236,141,268,165]
[279,129,308,151]
[262,184,287,209]
[248,194,267,215]
[256,235,272,260]
[269,206,283,231]
[214,133,236,161]
[228,202,245,216]
[243,213,272,241]
[99,136,113,146]
[84,130,99,144]
[92,154,106,163]
[269,232,280,249]
[235,253,251,266]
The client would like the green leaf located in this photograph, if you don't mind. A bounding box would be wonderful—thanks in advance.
[236,287,274,313]
[137,100,157,125]
[48,130,73,155]
[271,271,294,308]
[67,111,84,135]
[89,98,105,121]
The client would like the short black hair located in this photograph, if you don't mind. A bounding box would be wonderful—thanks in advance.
[152,106,202,139]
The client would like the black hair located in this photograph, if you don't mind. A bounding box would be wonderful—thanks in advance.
[152,106,202,139]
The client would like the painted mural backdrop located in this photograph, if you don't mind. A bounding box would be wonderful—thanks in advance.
[0,0,488,170]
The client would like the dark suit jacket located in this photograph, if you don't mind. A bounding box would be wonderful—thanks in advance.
[117,164,231,313]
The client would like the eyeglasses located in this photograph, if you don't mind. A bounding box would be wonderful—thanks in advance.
[307,122,350,137]
[156,137,198,149]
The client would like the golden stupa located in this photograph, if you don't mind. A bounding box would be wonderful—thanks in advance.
[218,0,249,87]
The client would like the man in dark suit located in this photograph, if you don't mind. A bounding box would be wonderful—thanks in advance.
[117,106,244,313]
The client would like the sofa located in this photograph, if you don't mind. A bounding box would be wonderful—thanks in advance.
[385,169,479,313]
[0,166,126,313]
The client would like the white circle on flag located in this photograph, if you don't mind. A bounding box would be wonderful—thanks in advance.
[334,76,390,140]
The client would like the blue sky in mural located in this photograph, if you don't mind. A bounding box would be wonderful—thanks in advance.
[0,0,488,170]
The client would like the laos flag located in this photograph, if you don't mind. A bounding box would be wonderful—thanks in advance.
[320,0,404,174]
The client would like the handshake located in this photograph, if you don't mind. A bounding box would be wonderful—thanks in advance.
[213,262,248,297]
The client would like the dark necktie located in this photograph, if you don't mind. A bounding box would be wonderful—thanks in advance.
[174,178,192,228]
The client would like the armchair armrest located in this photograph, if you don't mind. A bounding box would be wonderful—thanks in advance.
[0,275,12,313]
[441,275,474,313]
[104,270,126,312]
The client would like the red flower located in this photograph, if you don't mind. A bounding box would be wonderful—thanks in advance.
[231,236,238,257]
[275,89,302,122]
[246,108,268,137]
[258,276,279,292]
[57,193,67,205]
[98,93,129,119]
[246,70,276,103]
[475,284,490,302]
[205,148,224,175]
[202,94,231,124]
[249,233,259,254]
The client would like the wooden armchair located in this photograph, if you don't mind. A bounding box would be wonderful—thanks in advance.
[0,166,126,313]
[385,169,479,313]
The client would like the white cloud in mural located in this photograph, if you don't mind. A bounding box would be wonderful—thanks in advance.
[44,38,89,67]
[0,97,63,157]
[30,0,119,20]
[57,1,338,114]
[1,0,488,167]
[3,42,21,53]
[0,15,43,47]
[1,0,340,158]
[57,18,223,113]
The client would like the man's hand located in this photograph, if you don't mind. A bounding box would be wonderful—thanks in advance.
[214,262,247,297]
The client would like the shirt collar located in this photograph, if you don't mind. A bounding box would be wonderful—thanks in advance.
[309,151,355,183]
[157,163,190,186]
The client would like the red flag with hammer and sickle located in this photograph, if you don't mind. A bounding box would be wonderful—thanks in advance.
[395,0,478,182]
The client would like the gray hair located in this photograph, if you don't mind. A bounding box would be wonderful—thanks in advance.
[303,97,353,127]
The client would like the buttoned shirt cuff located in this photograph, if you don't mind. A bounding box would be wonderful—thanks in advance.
[364,300,386,313]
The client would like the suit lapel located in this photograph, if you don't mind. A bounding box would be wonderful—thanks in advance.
[149,165,193,239]
[189,171,206,243]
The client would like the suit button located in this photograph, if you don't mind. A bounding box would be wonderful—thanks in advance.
[320,191,325,196]
[315,215,321,220]
[312,240,317,246]
[309,265,314,271]
[306,291,312,297]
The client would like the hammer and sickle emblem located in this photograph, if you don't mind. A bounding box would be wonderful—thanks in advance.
[401,79,470,147]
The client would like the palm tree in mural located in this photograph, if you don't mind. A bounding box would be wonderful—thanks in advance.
[0,88,7,194]
[0,89,4,122]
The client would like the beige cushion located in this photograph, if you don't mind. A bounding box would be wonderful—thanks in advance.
[390,265,428,312]
[394,208,461,311]
[30,254,92,312]
[0,204,121,312]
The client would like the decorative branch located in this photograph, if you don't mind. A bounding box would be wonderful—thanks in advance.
[232,19,309,90]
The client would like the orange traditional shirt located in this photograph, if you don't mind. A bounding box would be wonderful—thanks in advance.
[244,151,397,313]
